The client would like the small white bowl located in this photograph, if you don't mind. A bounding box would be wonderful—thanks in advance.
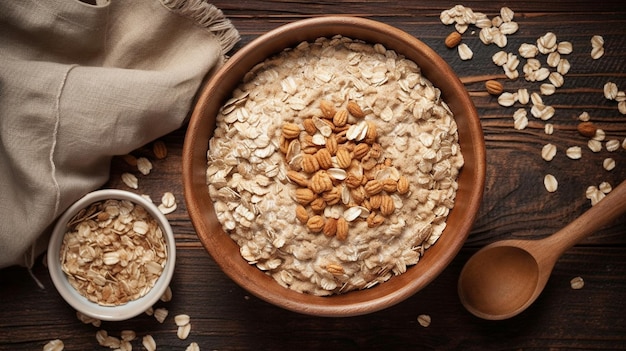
[48,189,176,321]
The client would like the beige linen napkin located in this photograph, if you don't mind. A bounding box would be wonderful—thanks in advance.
[0,0,239,269]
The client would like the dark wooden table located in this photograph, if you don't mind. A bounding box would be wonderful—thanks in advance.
[2,1,625,350]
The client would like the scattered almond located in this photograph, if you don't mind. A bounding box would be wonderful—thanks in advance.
[153,140,168,159]
[485,80,504,95]
[444,31,462,48]
[577,122,597,138]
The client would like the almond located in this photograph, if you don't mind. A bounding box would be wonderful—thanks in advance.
[295,205,309,223]
[152,140,168,159]
[319,100,336,119]
[336,217,349,240]
[346,101,365,118]
[306,215,325,233]
[303,118,317,135]
[332,109,349,127]
[322,217,337,237]
[301,154,320,173]
[485,80,504,95]
[282,123,301,139]
[315,148,333,169]
[577,121,597,138]
[444,31,462,48]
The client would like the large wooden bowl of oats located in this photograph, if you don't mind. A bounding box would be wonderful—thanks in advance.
[183,16,485,316]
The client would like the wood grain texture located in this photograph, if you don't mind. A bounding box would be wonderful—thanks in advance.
[1,1,625,350]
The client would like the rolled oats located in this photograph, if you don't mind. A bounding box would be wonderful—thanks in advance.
[137,157,153,175]
[606,139,620,152]
[417,314,432,327]
[544,123,554,135]
[518,43,538,58]
[588,139,602,153]
[154,307,168,323]
[537,32,558,54]
[142,335,156,351]
[570,276,584,290]
[60,200,167,306]
[604,82,618,100]
[544,174,558,193]
[566,146,582,160]
[43,339,64,351]
[557,58,571,75]
[541,143,557,161]
[206,36,463,296]
[458,43,473,60]
[557,41,573,55]
[540,83,556,96]
[603,158,616,171]
[177,323,192,340]
[121,172,138,189]
[498,92,517,107]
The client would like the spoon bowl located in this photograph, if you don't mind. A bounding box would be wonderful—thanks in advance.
[458,180,626,320]
[459,245,539,319]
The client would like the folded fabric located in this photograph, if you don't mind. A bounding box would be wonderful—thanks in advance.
[0,0,239,268]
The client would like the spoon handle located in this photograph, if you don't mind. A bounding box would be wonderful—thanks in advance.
[544,180,626,258]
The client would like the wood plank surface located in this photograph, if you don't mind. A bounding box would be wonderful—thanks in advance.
[1,1,625,350]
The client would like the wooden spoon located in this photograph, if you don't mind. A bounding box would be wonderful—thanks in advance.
[458,180,626,320]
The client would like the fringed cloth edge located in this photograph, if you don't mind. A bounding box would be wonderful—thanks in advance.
[160,0,240,54]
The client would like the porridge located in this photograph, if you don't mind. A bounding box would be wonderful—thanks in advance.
[206,36,464,296]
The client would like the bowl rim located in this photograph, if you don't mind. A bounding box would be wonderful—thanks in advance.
[47,189,176,321]
[183,16,485,317]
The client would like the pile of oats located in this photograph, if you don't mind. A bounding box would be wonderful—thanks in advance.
[206,36,464,296]
[60,199,167,306]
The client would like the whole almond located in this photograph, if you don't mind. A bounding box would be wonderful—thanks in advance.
[152,140,168,159]
[335,148,352,169]
[577,122,597,138]
[336,217,349,240]
[322,217,338,237]
[301,154,320,173]
[295,188,316,205]
[346,101,365,118]
[319,100,336,119]
[282,123,301,139]
[333,109,349,127]
[352,143,370,160]
[287,170,309,187]
[303,118,317,135]
[315,148,333,169]
[364,179,383,196]
[445,31,462,48]
[295,205,309,223]
[306,215,325,233]
[485,80,504,95]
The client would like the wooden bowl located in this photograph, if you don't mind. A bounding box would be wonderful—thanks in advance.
[182,16,485,317]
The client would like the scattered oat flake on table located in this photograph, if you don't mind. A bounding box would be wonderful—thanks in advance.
[154,307,168,323]
[544,174,558,193]
[177,323,192,340]
[458,43,473,60]
[186,342,200,351]
[137,157,153,175]
[565,146,582,160]
[142,335,157,351]
[43,339,64,351]
[570,276,584,290]
[417,314,431,327]
[121,172,138,189]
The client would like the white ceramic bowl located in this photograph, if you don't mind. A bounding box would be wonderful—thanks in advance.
[47,189,176,321]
